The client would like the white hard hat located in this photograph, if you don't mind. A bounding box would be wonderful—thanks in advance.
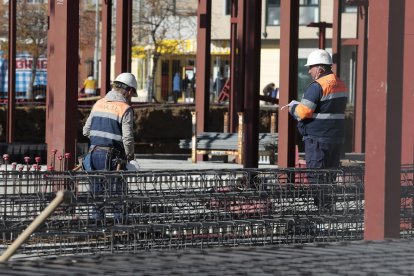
[304,49,332,67]
[114,73,138,96]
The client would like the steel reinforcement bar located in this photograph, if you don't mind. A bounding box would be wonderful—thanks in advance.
[0,165,411,256]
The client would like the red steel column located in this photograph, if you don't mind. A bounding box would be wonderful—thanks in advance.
[46,0,79,169]
[242,0,261,168]
[278,0,299,168]
[307,22,332,50]
[229,0,239,133]
[195,0,211,159]
[6,0,16,143]
[331,0,342,76]
[401,1,414,165]
[230,0,246,133]
[353,2,368,153]
[364,0,405,240]
[115,0,132,75]
[101,0,112,96]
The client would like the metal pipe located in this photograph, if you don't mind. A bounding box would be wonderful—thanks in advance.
[0,190,72,262]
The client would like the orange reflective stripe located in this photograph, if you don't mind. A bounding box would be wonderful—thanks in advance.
[92,99,130,118]
[316,75,347,96]
[296,104,314,119]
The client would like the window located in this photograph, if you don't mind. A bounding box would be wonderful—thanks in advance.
[27,0,46,3]
[266,0,280,26]
[297,59,312,99]
[299,0,319,25]
[225,0,231,15]
[342,2,358,13]
[266,0,319,26]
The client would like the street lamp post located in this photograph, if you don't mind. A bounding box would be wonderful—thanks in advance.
[144,45,154,102]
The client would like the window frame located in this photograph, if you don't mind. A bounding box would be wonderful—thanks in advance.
[265,0,320,26]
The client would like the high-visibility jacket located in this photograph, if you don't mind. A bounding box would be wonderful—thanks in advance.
[88,97,131,154]
[291,72,348,143]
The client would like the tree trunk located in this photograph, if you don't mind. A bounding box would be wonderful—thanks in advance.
[27,55,38,101]
[150,52,160,102]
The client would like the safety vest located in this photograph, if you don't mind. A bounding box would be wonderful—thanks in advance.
[88,98,131,152]
[295,73,348,142]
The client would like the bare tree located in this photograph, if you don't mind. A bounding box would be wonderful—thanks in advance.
[133,0,196,101]
[16,1,48,100]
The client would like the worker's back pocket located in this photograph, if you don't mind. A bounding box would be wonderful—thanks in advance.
[82,153,93,171]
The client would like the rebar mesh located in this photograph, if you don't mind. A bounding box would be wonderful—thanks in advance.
[0,166,370,256]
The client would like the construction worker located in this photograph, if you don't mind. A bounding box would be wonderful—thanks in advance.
[288,49,348,206]
[83,75,97,96]
[83,72,137,222]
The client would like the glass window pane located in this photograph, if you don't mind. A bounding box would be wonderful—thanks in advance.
[299,6,319,25]
[298,59,312,99]
[344,6,358,13]
[266,0,280,26]
[267,6,280,26]
[225,0,231,15]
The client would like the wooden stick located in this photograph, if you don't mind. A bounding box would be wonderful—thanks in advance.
[0,191,71,262]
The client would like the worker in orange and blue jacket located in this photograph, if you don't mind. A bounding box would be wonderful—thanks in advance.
[289,49,348,184]
[83,72,137,222]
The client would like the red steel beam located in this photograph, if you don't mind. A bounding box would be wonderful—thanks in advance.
[364,0,404,240]
[195,0,211,162]
[115,0,132,75]
[230,0,246,133]
[46,0,79,169]
[401,0,414,164]
[100,0,112,97]
[278,0,299,168]
[353,2,368,153]
[307,22,332,50]
[228,0,239,133]
[242,0,261,168]
[6,0,16,143]
[331,0,341,76]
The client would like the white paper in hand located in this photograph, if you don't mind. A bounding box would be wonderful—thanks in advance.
[126,160,140,171]
[280,100,300,110]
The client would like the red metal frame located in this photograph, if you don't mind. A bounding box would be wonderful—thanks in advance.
[46,0,79,169]
[401,1,414,165]
[278,0,299,168]
[6,1,16,143]
[115,0,132,75]
[101,0,112,97]
[364,0,405,240]
[242,0,262,168]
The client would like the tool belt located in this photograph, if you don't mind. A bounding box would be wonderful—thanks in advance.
[81,145,126,171]
[89,145,125,159]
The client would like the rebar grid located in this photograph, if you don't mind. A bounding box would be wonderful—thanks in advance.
[0,165,383,256]
[400,164,414,238]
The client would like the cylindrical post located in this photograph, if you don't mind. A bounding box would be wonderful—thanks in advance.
[191,111,197,163]
[237,112,244,164]
[223,112,229,133]
[270,113,277,133]
[0,191,71,261]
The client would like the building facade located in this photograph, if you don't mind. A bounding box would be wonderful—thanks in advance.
[134,0,358,104]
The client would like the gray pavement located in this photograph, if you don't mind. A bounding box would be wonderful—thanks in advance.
[136,157,277,171]
[2,239,414,275]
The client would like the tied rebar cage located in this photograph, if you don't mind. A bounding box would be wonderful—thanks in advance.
[0,165,373,256]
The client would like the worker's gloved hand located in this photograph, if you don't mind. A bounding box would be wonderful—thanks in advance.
[126,154,135,161]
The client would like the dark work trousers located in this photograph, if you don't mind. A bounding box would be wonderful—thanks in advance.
[90,148,124,221]
[304,138,341,170]
[304,138,342,209]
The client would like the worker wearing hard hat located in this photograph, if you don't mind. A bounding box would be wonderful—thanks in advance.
[82,72,137,221]
[83,72,137,169]
[288,49,348,180]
